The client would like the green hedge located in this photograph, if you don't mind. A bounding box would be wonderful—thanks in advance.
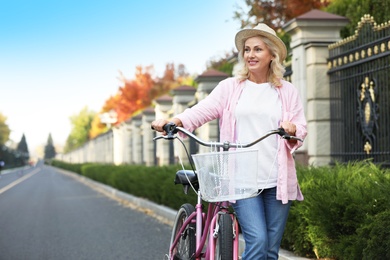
[49,160,86,174]
[50,160,390,259]
[50,160,197,210]
[282,161,390,259]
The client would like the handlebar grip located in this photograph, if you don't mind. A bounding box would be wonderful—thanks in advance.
[278,127,303,142]
[163,122,177,133]
[164,122,178,139]
[277,127,291,139]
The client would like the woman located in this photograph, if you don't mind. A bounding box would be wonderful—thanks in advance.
[152,23,307,260]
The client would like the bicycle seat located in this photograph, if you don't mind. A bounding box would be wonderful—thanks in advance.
[174,170,198,186]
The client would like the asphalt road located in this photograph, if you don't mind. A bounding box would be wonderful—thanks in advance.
[0,162,171,260]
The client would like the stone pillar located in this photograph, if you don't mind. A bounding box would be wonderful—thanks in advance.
[154,95,173,165]
[112,126,123,165]
[171,85,197,164]
[112,120,131,165]
[101,131,113,164]
[96,135,104,163]
[142,107,156,166]
[87,140,94,163]
[131,115,143,164]
[283,9,348,166]
[195,69,228,154]
[122,119,132,164]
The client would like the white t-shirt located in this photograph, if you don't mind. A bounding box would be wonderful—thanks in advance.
[235,80,281,189]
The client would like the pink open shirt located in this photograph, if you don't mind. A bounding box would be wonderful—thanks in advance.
[176,77,308,204]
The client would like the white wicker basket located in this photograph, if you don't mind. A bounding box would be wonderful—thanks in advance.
[191,149,259,202]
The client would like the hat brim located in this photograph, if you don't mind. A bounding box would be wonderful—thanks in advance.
[235,29,287,63]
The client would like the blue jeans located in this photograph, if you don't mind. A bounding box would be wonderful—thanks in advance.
[232,187,291,260]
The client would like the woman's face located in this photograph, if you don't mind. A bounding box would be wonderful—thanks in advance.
[243,36,274,73]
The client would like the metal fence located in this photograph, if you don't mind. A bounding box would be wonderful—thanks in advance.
[328,15,390,166]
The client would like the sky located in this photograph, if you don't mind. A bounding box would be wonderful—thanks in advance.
[0,0,245,157]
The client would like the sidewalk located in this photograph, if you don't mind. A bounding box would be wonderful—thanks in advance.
[56,167,309,260]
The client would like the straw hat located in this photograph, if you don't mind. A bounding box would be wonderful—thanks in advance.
[235,23,287,62]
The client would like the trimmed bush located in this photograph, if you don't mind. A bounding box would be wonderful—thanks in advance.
[79,163,197,210]
[358,209,390,259]
[282,161,390,259]
[50,159,85,174]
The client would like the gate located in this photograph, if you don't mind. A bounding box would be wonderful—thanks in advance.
[328,15,390,166]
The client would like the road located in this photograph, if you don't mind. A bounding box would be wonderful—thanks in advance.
[0,162,171,260]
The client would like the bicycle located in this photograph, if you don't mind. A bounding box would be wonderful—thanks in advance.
[154,122,303,260]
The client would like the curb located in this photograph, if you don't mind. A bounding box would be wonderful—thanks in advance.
[55,167,309,260]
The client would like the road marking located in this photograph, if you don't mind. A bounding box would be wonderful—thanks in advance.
[0,167,41,195]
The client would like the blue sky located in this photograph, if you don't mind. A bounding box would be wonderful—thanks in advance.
[0,0,244,156]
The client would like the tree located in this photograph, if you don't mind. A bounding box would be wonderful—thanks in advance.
[152,63,181,99]
[233,0,330,30]
[16,134,29,154]
[44,133,56,159]
[0,112,10,146]
[16,134,30,165]
[89,113,108,139]
[206,51,236,76]
[326,0,390,37]
[96,65,157,125]
[98,64,184,125]
[116,66,155,123]
[176,63,196,86]
[87,63,193,140]
[233,0,390,39]
[64,107,96,152]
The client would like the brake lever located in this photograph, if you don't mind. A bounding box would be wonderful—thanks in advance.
[153,135,165,141]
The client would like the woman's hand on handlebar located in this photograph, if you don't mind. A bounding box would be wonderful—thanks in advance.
[151,119,169,134]
[280,121,297,143]
[151,118,183,135]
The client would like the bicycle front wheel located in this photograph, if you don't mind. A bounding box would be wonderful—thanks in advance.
[170,203,196,260]
[214,213,233,260]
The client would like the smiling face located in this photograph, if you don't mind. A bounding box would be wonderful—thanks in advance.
[243,36,274,75]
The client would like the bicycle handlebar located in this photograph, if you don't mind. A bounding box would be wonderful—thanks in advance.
[153,122,303,150]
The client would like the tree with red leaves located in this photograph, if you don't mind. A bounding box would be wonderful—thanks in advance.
[88,63,188,139]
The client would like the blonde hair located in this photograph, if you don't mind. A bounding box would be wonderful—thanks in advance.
[233,35,286,87]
